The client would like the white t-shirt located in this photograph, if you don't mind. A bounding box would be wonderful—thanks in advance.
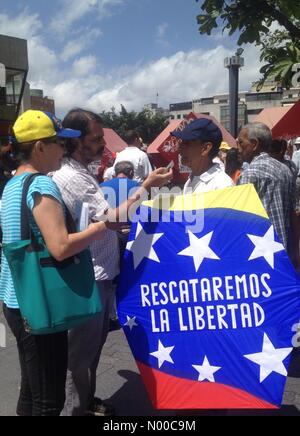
[103,166,115,181]
[114,146,152,183]
[212,156,225,171]
[183,163,234,195]
[292,149,300,176]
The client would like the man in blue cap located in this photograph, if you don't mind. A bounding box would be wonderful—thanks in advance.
[171,118,233,194]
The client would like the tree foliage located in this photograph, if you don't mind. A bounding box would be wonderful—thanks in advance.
[196,0,300,88]
[196,0,300,45]
[100,106,168,145]
[257,30,300,89]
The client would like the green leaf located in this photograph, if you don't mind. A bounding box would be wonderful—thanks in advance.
[197,14,208,24]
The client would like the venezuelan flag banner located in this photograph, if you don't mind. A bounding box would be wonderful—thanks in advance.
[117,184,300,410]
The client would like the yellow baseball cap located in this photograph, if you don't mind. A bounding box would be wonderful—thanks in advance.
[13,110,81,144]
[219,141,231,151]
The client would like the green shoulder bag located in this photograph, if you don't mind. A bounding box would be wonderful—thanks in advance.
[2,173,102,335]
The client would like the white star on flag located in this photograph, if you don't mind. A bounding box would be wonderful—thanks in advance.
[192,356,221,382]
[150,340,175,369]
[124,316,138,331]
[247,226,284,269]
[178,231,220,272]
[126,222,164,269]
[244,333,293,383]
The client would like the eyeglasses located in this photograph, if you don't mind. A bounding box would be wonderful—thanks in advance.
[44,137,66,148]
[54,138,66,148]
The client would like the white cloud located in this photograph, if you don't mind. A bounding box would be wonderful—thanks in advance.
[36,44,262,117]
[0,11,41,39]
[268,21,286,33]
[0,11,59,86]
[85,45,262,113]
[49,74,112,114]
[238,44,262,91]
[61,40,84,61]
[51,0,124,36]
[72,55,97,76]
[155,22,169,47]
[156,22,168,39]
[27,38,59,84]
[0,9,263,119]
[61,28,102,61]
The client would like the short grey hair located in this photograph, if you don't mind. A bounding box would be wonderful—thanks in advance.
[242,123,272,152]
[114,160,134,177]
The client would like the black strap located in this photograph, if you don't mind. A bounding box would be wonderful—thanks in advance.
[20,172,78,241]
[20,173,44,241]
[65,206,77,234]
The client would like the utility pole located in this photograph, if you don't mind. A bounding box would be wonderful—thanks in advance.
[224,49,244,138]
[0,63,5,87]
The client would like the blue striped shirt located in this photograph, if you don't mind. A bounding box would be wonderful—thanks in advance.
[0,173,63,309]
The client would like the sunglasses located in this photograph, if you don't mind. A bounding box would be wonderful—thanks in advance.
[44,136,66,148]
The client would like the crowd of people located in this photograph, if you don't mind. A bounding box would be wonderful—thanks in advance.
[0,108,299,416]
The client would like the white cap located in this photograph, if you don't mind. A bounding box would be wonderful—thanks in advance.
[295,137,300,144]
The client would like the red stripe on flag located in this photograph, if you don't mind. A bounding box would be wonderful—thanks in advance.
[137,361,278,410]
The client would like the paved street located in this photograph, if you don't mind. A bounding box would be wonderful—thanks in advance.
[1,310,300,416]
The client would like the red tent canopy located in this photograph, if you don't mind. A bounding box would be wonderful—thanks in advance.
[103,128,127,154]
[271,99,300,139]
[253,106,291,130]
[101,128,127,166]
[252,100,300,139]
[147,112,236,184]
[93,128,127,182]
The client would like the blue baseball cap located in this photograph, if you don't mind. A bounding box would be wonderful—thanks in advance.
[171,118,222,146]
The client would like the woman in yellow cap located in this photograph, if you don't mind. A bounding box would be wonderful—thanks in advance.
[0,110,172,416]
[0,110,110,416]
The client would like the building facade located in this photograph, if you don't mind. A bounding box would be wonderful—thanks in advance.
[0,34,28,143]
[144,103,169,117]
[30,89,55,113]
[169,86,300,133]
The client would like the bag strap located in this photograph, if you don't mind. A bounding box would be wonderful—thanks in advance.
[20,173,78,241]
[20,173,44,241]
[65,206,77,234]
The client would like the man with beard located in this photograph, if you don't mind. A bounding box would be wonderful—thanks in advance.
[52,109,172,416]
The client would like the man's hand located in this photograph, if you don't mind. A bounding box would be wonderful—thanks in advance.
[100,168,173,231]
[142,167,173,191]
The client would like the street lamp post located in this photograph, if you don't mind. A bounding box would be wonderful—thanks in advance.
[224,50,244,138]
[0,63,5,88]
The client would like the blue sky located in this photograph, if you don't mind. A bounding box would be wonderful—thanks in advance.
[0,0,262,116]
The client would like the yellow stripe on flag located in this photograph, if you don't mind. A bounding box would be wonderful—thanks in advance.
[143,184,268,219]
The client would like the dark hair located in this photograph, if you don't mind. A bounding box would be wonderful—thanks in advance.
[209,140,222,159]
[62,108,103,157]
[123,130,139,146]
[10,136,60,164]
[114,161,134,178]
[225,148,242,178]
[11,140,35,163]
[270,138,287,154]
[0,143,18,171]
